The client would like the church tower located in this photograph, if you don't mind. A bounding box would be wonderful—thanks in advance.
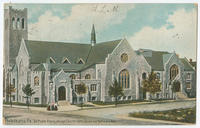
[4,6,28,67]
[91,24,96,46]
[3,6,28,99]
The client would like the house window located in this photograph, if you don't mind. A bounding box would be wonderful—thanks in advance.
[12,17,16,29]
[17,18,20,29]
[119,69,130,88]
[34,76,39,86]
[22,18,25,29]
[90,84,97,91]
[186,82,191,89]
[70,74,76,79]
[186,73,191,80]
[85,74,91,79]
[156,73,160,80]
[170,64,179,80]
[142,72,146,80]
[34,98,39,103]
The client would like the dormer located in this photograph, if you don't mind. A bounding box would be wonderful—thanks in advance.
[62,57,71,64]
[77,58,85,64]
[49,57,56,64]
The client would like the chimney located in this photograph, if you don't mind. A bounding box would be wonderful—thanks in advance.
[189,59,192,62]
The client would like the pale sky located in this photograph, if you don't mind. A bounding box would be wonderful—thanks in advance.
[5,3,197,60]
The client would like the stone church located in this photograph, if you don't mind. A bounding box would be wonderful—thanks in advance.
[4,6,196,105]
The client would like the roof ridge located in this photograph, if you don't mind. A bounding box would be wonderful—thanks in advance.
[97,39,122,44]
[26,40,89,45]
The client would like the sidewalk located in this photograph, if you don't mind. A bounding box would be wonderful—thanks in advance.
[3,98,196,112]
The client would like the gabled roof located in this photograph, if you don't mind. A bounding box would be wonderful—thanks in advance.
[180,58,194,71]
[33,64,46,71]
[189,61,196,69]
[137,49,169,71]
[137,49,195,72]
[24,39,122,71]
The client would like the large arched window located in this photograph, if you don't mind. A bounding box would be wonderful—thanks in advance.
[34,76,39,86]
[119,69,130,88]
[170,64,179,80]
[85,74,91,79]
[21,18,25,29]
[17,18,20,29]
[12,17,16,29]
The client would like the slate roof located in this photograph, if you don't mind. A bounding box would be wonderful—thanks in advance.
[189,61,196,69]
[25,39,122,71]
[137,49,169,71]
[137,49,194,71]
[33,64,46,71]
[180,58,195,71]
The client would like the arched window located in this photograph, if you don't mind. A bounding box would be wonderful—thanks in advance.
[119,69,130,88]
[142,72,146,80]
[17,18,20,29]
[85,74,91,79]
[156,73,160,80]
[70,74,76,79]
[34,76,39,86]
[170,64,179,80]
[21,18,25,29]
[12,17,16,29]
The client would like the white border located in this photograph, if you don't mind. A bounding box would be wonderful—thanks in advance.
[0,0,199,128]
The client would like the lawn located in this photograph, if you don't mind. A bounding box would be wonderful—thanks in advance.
[3,101,48,107]
[92,100,145,105]
[129,107,196,123]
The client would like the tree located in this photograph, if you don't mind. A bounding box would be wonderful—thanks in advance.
[76,82,87,109]
[142,71,161,101]
[6,84,16,107]
[171,80,181,99]
[22,84,35,109]
[108,77,124,106]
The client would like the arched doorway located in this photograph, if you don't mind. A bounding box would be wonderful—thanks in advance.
[58,86,66,100]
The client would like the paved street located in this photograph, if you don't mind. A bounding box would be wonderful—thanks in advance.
[3,100,196,125]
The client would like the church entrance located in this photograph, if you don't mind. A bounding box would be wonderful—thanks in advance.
[58,86,66,100]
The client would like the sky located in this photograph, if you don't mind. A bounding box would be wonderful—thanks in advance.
[5,3,197,60]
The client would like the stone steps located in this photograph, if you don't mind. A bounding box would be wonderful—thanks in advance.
[176,92,188,99]
[58,100,70,106]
